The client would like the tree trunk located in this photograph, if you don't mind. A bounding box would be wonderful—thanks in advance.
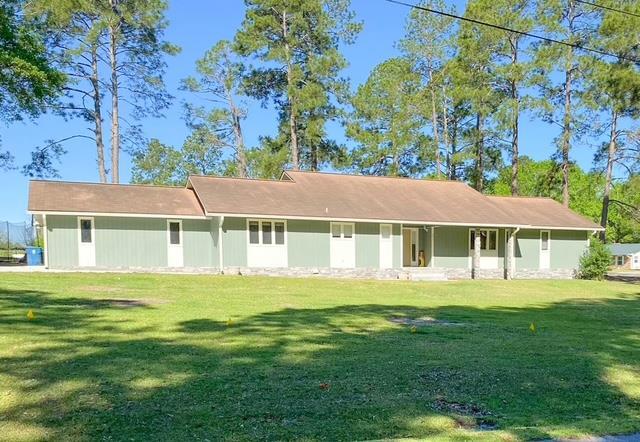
[310,145,318,171]
[599,109,618,241]
[282,9,299,170]
[475,113,484,192]
[108,0,121,184]
[90,44,107,183]
[228,96,247,178]
[429,71,440,178]
[510,36,519,196]
[561,63,572,207]
[442,90,450,179]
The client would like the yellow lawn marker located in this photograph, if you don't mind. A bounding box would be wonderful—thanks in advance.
[27,310,35,320]
[529,322,536,334]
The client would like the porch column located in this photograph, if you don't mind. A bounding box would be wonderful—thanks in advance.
[472,227,481,279]
[506,229,514,280]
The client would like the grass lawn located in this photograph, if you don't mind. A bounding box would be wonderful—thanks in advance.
[0,274,639,441]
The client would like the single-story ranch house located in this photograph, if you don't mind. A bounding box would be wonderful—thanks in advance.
[608,243,640,270]
[28,171,602,280]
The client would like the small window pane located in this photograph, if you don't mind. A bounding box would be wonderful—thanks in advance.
[381,225,391,239]
[262,222,272,244]
[249,221,259,244]
[275,222,285,245]
[480,231,487,250]
[489,231,497,250]
[169,222,180,245]
[332,224,341,238]
[541,232,549,251]
[470,230,475,249]
[343,224,353,238]
[80,219,92,243]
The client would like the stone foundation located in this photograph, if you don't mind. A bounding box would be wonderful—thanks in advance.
[514,268,576,279]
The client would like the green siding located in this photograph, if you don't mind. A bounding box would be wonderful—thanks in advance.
[551,230,588,269]
[515,229,540,270]
[94,217,166,267]
[46,215,78,268]
[211,217,221,268]
[288,220,330,267]
[392,224,402,268]
[222,217,247,266]
[183,219,215,267]
[433,226,469,268]
[356,223,379,268]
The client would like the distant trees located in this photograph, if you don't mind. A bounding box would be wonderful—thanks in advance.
[0,0,64,173]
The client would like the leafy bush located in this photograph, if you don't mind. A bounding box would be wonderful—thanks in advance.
[579,238,612,280]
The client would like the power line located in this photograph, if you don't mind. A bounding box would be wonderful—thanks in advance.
[574,0,640,20]
[384,0,640,65]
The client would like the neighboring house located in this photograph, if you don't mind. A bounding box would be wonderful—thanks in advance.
[608,243,640,270]
[28,171,603,279]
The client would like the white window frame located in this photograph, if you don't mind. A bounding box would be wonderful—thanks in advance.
[246,219,287,246]
[77,216,95,245]
[468,228,498,252]
[540,230,551,253]
[331,222,355,240]
[167,219,183,246]
[616,255,625,266]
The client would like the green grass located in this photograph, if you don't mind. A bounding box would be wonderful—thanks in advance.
[1,274,639,441]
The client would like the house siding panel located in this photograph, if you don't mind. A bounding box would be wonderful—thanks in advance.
[392,224,402,268]
[222,217,247,267]
[288,220,330,267]
[515,229,540,270]
[94,217,167,268]
[356,222,379,268]
[433,226,469,268]
[183,219,215,268]
[46,215,78,268]
[551,230,588,270]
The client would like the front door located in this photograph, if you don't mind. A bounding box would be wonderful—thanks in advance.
[167,220,184,267]
[540,230,551,270]
[379,224,393,268]
[330,222,355,268]
[402,228,418,267]
[78,217,95,267]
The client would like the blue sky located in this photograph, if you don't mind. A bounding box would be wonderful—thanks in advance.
[1,0,597,221]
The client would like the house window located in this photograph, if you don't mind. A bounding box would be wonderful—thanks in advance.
[541,231,550,251]
[80,219,93,243]
[469,229,497,251]
[616,256,625,266]
[248,220,286,246]
[168,221,181,245]
[332,223,355,240]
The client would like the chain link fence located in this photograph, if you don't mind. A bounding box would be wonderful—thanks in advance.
[0,220,38,264]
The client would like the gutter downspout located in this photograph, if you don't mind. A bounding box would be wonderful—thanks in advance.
[508,227,520,280]
[218,216,225,274]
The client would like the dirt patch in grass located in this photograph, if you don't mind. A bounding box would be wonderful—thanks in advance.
[94,298,169,308]
[389,316,462,326]
[433,397,498,431]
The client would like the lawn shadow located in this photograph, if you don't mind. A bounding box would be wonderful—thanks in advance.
[1,286,639,440]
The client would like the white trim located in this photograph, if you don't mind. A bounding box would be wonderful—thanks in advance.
[202,212,603,231]
[167,219,183,246]
[29,210,207,220]
[246,219,288,268]
[77,216,96,267]
[246,219,288,246]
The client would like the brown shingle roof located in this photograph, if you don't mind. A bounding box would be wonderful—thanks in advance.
[486,195,601,230]
[188,171,602,229]
[28,172,602,230]
[28,180,205,217]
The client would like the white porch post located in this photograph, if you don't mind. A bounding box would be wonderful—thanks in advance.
[506,229,514,280]
[430,227,435,268]
[472,227,481,279]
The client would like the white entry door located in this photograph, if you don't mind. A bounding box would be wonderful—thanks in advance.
[78,217,96,267]
[379,224,393,269]
[632,254,639,270]
[167,220,184,267]
[330,222,355,268]
[540,230,551,270]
